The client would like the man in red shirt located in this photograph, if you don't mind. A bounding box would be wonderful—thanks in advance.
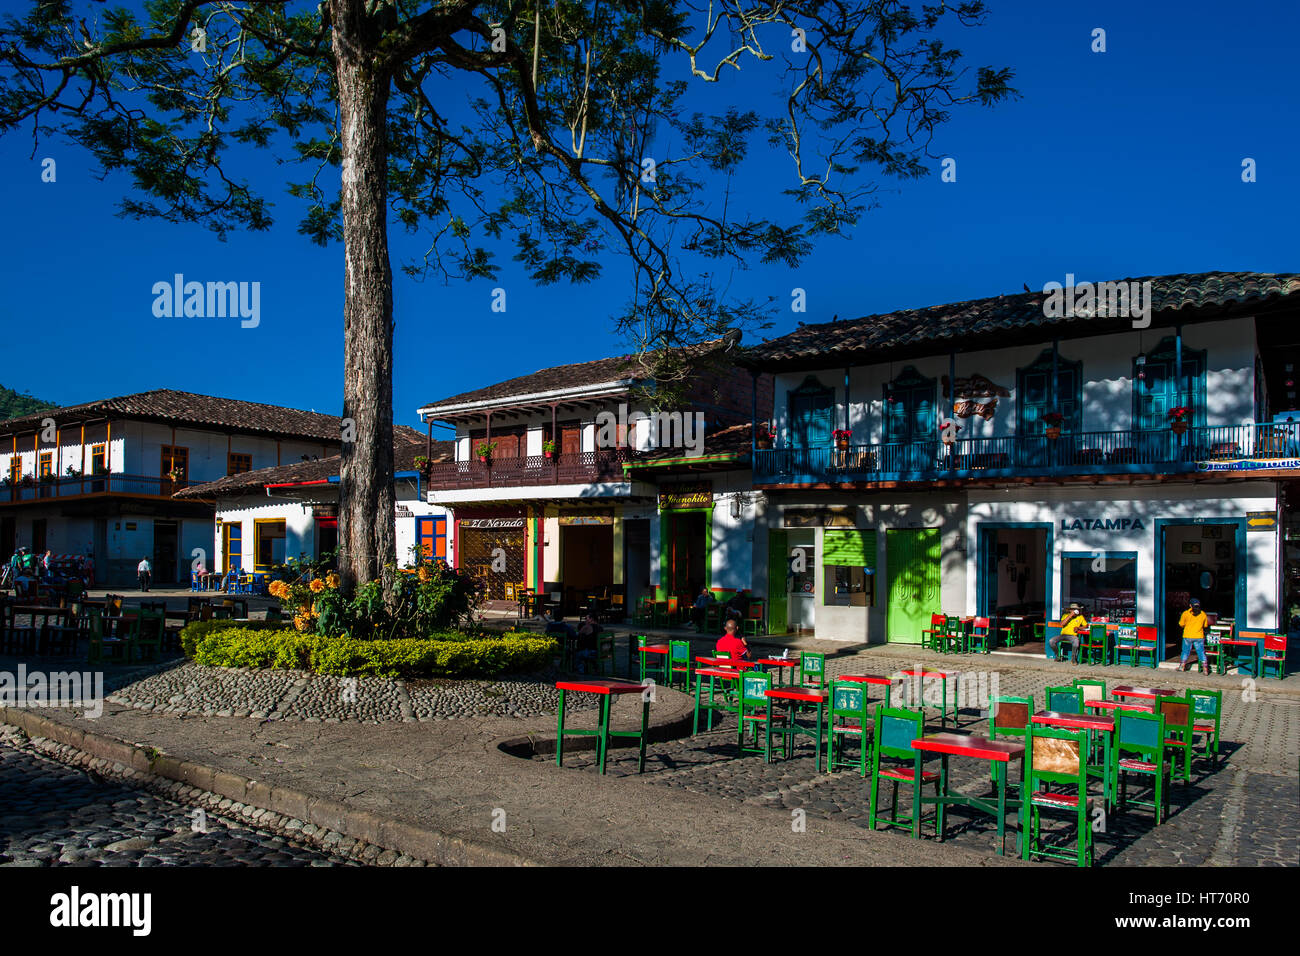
[715,618,749,659]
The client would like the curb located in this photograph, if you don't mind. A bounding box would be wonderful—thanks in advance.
[0,705,532,868]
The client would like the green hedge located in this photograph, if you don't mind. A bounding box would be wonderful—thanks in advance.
[183,625,558,678]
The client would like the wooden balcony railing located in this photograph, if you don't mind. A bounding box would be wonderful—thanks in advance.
[423,449,634,490]
[0,473,193,503]
[754,422,1300,485]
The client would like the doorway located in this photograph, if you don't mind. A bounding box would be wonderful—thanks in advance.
[154,520,178,585]
[317,518,340,564]
[978,524,1050,622]
[886,528,941,643]
[31,518,47,555]
[664,511,708,598]
[0,515,14,562]
[786,530,815,633]
[1159,522,1241,657]
[561,524,614,614]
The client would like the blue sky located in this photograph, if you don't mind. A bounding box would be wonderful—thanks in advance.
[0,0,1295,434]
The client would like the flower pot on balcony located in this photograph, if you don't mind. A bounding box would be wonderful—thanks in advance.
[543,450,555,460]
[756,437,773,450]
[1044,427,1061,440]
[1171,421,1189,436]
[478,455,491,464]
[834,437,849,451]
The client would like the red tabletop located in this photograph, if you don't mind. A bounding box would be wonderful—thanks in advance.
[912,733,1024,762]
[694,656,757,669]
[695,667,744,680]
[756,658,799,668]
[837,674,892,686]
[899,668,959,679]
[639,644,670,654]
[1033,710,1115,732]
[766,686,829,703]
[555,678,649,695]
[1085,699,1154,714]
[1219,639,1258,647]
[1112,685,1175,700]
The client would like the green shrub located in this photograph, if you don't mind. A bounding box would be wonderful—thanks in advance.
[188,627,557,678]
[179,619,286,658]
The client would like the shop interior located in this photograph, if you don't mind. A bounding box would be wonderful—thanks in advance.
[1162,523,1238,650]
[979,526,1048,622]
[559,523,614,614]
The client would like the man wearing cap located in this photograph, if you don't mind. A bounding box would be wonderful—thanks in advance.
[1050,603,1090,662]
[1178,598,1210,673]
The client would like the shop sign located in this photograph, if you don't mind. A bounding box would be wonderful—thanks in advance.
[1059,517,1146,532]
[395,504,412,518]
[783,506,858,528]
[1247,511,1277,532]
[1198,458,1300,472]
[558,509,613,526]
[658,482,712,510]
[460,517,525,529]
[312,505,337,519]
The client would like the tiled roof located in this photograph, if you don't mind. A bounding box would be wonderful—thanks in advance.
[0,389,347,443]
[176,435,453,499]
[747,272,1300,366]
[420,339,734,413]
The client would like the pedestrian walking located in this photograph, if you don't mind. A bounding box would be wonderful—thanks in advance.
[137,556,152,592]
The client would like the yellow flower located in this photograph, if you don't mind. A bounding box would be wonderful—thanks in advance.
[293,614,311,633]
[309,578,325,594]
[269,580,289,599]
[326,572,340,589]
[418,565,431,583]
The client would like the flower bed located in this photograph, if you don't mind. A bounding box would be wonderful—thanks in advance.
[181,623,558,678]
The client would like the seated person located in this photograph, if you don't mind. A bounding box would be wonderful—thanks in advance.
[574,613,602,673]
[715,618,749,660]
[691,586,715,628]
[1050,603,1090,662]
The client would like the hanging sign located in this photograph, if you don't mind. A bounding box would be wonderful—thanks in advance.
[658,482,712,510]
[1198,458,1300,473]
[943,374,1009,421]
[1246,511,1277,531]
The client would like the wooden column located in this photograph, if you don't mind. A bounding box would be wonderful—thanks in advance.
[80,424,85,495]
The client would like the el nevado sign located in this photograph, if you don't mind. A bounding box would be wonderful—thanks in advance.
[1059,517,1147,532]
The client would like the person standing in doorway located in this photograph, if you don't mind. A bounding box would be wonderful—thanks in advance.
[1179,598,1210,673]
[137,556,152,592]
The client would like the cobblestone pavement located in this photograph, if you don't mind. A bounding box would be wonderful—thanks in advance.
[0,730,359,867]
[538,653,1300,866]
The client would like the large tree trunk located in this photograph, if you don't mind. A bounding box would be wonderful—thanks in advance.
[333,1,395,596]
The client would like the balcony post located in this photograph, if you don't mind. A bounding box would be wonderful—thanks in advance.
[949,350,956,473]
[79,424,85,495]
[751,371,759,457]
[551,402,559,484]
[485,410,492,487]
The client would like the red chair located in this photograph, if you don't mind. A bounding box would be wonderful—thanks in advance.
[968,617,994,654]
[1260,633,1287,679]
[921,613,946,652]
[1135,625,1160,668]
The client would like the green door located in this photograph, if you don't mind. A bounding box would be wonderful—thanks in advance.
[767,529,789,635]
[886,528,941,644]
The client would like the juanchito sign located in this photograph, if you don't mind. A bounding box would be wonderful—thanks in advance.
[459,517,525,529]
[1059,518,1147,531]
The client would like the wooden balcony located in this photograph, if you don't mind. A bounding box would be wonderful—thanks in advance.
[754,423,1300,486]
[0,473,193,505]
[423,450,634,490]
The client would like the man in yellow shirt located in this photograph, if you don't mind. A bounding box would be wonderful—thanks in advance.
[1050,603,1090,662]
[1179,598,1210,673]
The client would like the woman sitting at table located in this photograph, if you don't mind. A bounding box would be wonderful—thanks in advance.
[715,618,749,660]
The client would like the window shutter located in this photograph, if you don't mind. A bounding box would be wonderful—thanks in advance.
[823,529,876,566]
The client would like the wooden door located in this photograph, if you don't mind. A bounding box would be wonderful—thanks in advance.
[560,422,582,456]
[767,529,789,635]
[886,528,941,644]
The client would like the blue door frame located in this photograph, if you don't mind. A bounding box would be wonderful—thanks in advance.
[976,522,1054,618]
[1153,518,1250,641]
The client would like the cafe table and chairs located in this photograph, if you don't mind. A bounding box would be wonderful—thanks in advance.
[826,680,872,776]
[554,677,651,775]
[869,706,940,837]
[1156,694,1195,784]
[11,605,75,655]
[634,636,671,683]
[994,614,1027,647]
[1111,685,1175,702]
[738,671,789,761]
[754,654,799,686]
[764,682,831,772]
[897,668,960,727]
[40,605,82,656]
[3,603,43,654]
[939,616,969,655]
[836,673,894,708]
[1112,709,1171,825]
[693,655,757,671]
[909,730,1026,856]
[1187,688,1223,769]
[692,665,746,734]
[1221,632,1264,677]
[1020,724,1094,867]
[1033,709,1117,808]
[85,607,131,665]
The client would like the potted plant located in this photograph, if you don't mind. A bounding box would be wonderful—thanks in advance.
[542,439,558,460]
[1041,412,1064,439]
[166,465,186,483]
[65,464,82,478]
[832,428,852,450]
[474,440,497,463]
[19,473,34,488]
[755,424,774,450]
[1168,406,1191,435]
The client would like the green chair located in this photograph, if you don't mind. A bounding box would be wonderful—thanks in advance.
[135,609,164,662]
[988,694,1033,798]
[1111,624,1139,666]
[827,680,873,776]
[595,634,617,676]
[1080,624,1108,665]
[798,652,826,691]
[1045,685,1084,715]
[1113,709,1170,825]
[666,639,692,690]
[1157,693,1194,784]
[742,599,766,637]
[941,616,967,654]
[85,608,128,665]
[634,596,654,627]
[869,706,940,837]
[738,670,787,759]
[1187,688,1223,769]
[1021,724,1094,867]
[636,635,668,684]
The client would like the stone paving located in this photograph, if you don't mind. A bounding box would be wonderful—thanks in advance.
[535,651,1300,866]
[0,727,358,867]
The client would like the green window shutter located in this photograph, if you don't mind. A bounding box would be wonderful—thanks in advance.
[823,530,876,566]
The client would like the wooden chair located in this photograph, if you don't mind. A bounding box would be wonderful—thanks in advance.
[1022,725,1094,867]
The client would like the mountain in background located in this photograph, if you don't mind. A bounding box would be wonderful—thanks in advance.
[0,384,54,420]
